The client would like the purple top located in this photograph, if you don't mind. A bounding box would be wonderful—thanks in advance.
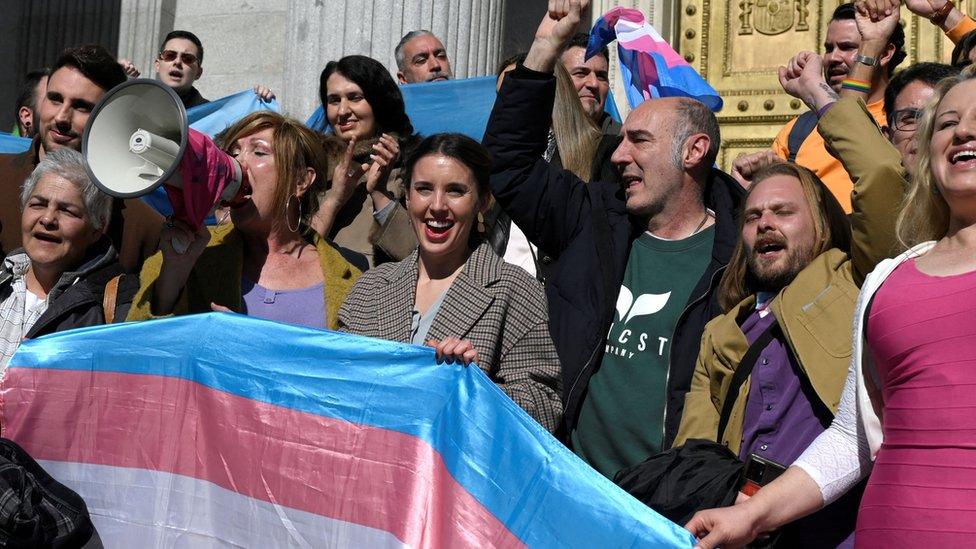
[241,278,326,329]
[738,308,831,465]
[738,305,856,548]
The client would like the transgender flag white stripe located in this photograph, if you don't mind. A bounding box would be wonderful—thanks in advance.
[42,461,409,549]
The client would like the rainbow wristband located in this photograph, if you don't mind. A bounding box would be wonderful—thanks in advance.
[841,79,871,93]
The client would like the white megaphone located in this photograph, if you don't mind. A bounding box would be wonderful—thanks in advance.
[82,79,250,251]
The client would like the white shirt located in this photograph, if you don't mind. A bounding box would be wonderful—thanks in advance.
[502,222,537,278]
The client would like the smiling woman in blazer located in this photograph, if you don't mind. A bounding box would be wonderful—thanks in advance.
[338,133,563,432]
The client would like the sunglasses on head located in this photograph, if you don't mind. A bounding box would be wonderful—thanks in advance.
[158,50,198,65]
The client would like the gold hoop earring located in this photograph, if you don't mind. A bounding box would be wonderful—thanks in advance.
[286,196,302,233]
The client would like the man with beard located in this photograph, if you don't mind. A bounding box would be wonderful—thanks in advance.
[394,30,453,84]
[669,14,906,542]
[670,157,901,545]
[0,45,161,270]
[732,3,904,213]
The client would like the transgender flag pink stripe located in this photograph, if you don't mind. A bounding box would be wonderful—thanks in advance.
[1,369,525,549]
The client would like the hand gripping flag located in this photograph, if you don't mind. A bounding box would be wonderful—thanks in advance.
[588,8,722,112]
[1,314,696,548]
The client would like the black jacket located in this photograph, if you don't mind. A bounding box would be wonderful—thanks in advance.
[1,238,138,340]
[484,132,622,283]
[483,65,743,445]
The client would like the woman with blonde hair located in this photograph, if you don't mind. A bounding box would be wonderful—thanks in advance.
[128,111,363,329]
[686,66,976,548]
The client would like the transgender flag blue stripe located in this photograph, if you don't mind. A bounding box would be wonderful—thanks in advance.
[10,314,694,548]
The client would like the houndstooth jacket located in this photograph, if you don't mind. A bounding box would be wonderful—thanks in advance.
[338,242,563,432]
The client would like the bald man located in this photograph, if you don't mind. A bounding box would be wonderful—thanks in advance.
[483,0,744,474]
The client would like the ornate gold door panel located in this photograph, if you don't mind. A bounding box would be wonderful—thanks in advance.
[677,0,971,171]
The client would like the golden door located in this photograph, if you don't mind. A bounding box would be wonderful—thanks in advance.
[677,0,971,170]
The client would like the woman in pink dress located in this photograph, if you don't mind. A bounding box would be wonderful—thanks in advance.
[683,66,976,547]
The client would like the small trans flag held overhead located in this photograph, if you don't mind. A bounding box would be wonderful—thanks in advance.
[588,7,722,112]
[1,314,696,548]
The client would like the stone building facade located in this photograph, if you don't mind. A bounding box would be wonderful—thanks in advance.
[117,0,671,121]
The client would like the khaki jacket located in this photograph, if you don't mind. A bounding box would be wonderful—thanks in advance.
[127,223,360,330]
[674,250,859,454]
[673,97,904,454]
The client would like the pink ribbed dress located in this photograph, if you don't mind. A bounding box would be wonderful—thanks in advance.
[859,258,976,546]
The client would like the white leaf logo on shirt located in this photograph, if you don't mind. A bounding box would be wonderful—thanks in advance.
[615,285,672,324]
[615,286,634,323]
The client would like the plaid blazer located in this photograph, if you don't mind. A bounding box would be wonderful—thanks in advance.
[339,243,563,432]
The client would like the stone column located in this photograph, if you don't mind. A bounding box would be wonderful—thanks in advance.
[117,0,176,78]
[587,0,674,120]
[284,0,506,121]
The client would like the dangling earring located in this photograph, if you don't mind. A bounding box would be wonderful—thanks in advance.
[286,196,302,233]
[477,212,487,236]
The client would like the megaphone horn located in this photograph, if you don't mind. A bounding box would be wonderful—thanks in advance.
[82,79,250,234]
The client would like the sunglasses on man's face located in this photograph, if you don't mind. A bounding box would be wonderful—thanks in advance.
[158,50,198,65]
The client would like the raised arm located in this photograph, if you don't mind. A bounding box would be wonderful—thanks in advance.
[901,0,976,42]
[483,0,600,258]
[827,4,904,282]
[777,6,904,284]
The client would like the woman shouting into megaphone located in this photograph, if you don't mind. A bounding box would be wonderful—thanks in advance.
[127,111,365,329]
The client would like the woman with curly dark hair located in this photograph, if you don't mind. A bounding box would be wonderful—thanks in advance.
[312,55,419,267]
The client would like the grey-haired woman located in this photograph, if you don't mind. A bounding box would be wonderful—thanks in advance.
[0,148,136,369]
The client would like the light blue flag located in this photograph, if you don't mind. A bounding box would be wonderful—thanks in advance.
[307,76,499,140]
[0,133,31,154]
[187,89,280,136]
[4,313,697,548]
[307,76,623,138]
[143,90,281,218]
[606,89,623,124]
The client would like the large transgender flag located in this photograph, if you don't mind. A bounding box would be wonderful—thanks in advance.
[588,8,722,112]
[1,314,695,548]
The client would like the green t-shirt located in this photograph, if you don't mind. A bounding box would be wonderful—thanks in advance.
[571,226,715,478]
